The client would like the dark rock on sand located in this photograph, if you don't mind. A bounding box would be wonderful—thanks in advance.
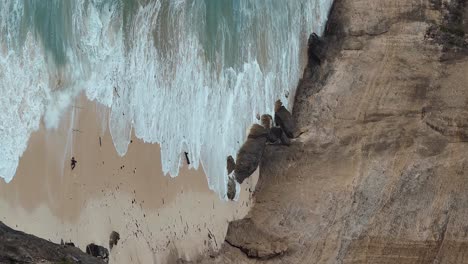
[86,243,109,262]
[0,221,105,263]
[109,231,120,251]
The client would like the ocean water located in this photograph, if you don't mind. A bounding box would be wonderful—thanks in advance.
[0,0,333,197]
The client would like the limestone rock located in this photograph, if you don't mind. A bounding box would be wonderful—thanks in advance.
[198,0,468,263]
[225,218,288,259]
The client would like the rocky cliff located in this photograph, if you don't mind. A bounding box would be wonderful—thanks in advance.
[0,222,105,264]
[198,0,468,263]
[2,0,467,263]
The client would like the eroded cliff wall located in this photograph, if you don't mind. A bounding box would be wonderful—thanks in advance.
[198,0,468,263]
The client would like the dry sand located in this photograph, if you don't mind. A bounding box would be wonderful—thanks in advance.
[0,93,258,263]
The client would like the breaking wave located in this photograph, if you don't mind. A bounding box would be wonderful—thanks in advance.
[0,0,333,197]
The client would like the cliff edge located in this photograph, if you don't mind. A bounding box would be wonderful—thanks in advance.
[199,0,468,263]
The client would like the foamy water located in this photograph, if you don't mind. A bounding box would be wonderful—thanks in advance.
[0,0,333,197]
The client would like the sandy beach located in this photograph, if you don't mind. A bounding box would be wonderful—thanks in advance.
[0,93,259,263]
[2,0,468,263]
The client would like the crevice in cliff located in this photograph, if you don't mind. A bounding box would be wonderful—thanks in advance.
[431,213,451,263]
[223,218,288,260]
[422,107,468,142]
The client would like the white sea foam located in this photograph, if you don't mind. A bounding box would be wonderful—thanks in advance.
[0,33,48,182]
[0,0,334,197]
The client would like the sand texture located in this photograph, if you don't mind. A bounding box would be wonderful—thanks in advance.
[0,94,259,263]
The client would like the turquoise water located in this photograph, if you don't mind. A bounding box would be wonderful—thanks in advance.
[0,0,333,197]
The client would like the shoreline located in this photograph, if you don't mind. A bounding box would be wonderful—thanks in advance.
[0,94,259,263]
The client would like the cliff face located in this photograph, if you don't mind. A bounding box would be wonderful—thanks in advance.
[199,0,468,263]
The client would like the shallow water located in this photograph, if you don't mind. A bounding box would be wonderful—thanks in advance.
[0,0,333,196]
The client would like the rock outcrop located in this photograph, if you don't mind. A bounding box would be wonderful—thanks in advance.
[86,243,109,262]
[200,0,468,263]
[108,231,120,251]
[0,221,105,264]
[225,218,288,259]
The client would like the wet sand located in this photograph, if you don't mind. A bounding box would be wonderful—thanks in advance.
[0,93,258,263]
